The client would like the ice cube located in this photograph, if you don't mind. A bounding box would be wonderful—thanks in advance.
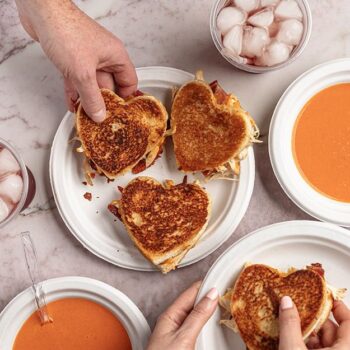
[261,0,280,6]
[234,0,259,13]
[256,40,291,66]
[222,49,248,64]
[276,19,303,46]
[217,6,247,35]
[223,25,243,56]
[0,148,20,176]
[0,174,23,204]
[0,197,10,222]
[242,26,270,58]
[247,8,274,27]
[275,0,303,20]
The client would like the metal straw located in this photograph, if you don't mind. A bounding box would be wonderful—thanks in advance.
[21,231,52,325]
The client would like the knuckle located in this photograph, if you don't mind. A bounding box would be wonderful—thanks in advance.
[156,312,182,328]
[157,312,169,324]
[73,67,95,84]
[282,314,300,327]
[64,82,75,95]
[191,305,208,319]
[112,36,124,48]
[176,330,195,349]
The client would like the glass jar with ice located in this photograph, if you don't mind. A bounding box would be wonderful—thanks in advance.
[211,0,312,72]
[0,139,34,228]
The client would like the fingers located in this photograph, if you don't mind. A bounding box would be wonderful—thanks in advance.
[306,334,321,349]
[64,78,79,112]
[320,319,338,347]
[96,71,115,91]
[333,301,350,324]
[65,71,114,116]
[333,301,350,346]
[113,65,138,98]
[73,69,106,122]
[307,320,338,349]
[110,45,137,98]
[159,281,202,332]
[178,287,218,342]
[278,296,306,350]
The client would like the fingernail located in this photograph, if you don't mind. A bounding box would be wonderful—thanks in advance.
[92,108,106,122]
[281,296,294,310]
[206,288,219,301]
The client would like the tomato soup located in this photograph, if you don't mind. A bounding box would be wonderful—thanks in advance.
[13,298,132,350]
[293,83,350,202]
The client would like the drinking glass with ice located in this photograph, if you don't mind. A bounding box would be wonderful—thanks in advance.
[211,0,312,72]
[0,139,34,228]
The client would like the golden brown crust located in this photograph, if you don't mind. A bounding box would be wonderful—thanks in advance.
[230,264,328,350]
[111,176,211,273]
[76,89,167,178]
[171,78,256,172]
[119,177,209,253]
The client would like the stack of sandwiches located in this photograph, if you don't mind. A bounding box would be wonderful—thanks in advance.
[75,72,259,273]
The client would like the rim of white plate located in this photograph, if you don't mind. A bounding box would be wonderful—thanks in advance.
[50,66,256,271]
[269,58,350,227]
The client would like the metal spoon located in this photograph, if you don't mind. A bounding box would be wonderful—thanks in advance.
[21,231,52,325]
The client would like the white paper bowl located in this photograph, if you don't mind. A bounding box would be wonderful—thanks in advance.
[0,277,150,350]
[269,58,350,226]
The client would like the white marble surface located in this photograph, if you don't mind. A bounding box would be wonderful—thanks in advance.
[0,0,350,329]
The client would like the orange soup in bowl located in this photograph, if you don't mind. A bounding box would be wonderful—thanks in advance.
[13,298,132,350]
[292,83,350,202]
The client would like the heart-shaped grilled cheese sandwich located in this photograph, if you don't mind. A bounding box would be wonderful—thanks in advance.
[220,263,346,350]
[171,71,259,181]
[76,89,167,182]
[109,176,211,273]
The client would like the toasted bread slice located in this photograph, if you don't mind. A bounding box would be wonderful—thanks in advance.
[171,71,259,180]
[220,263,346,350]
[76,89,167,181]
[109,176,211,273]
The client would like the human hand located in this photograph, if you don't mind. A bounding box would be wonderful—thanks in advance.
[15,0,137,122]
[279,296,350,350]
[147,281,218,350]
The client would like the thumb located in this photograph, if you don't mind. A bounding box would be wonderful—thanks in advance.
[179,288,218,344]
[73,70,106,122]
[278,296,306,350]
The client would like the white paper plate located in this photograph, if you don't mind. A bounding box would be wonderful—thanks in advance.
[196,220,350,350]
[50,66,255,271]
[0,276,150,350]
[269,59,350,227]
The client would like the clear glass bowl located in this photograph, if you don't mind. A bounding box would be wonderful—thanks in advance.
[0,139,29,229]
[210,0,312,73]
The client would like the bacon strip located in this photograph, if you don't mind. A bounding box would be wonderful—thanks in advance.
[108,203,122,220]
[210,80,230,105]
[308,263,325,278]
[132,146,163,174]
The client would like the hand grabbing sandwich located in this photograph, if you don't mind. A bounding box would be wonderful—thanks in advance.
[147,281,218,350]
[15,0,137,122]
[279,297,350,350]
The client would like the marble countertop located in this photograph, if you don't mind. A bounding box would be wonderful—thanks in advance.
[0,0,349,329]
